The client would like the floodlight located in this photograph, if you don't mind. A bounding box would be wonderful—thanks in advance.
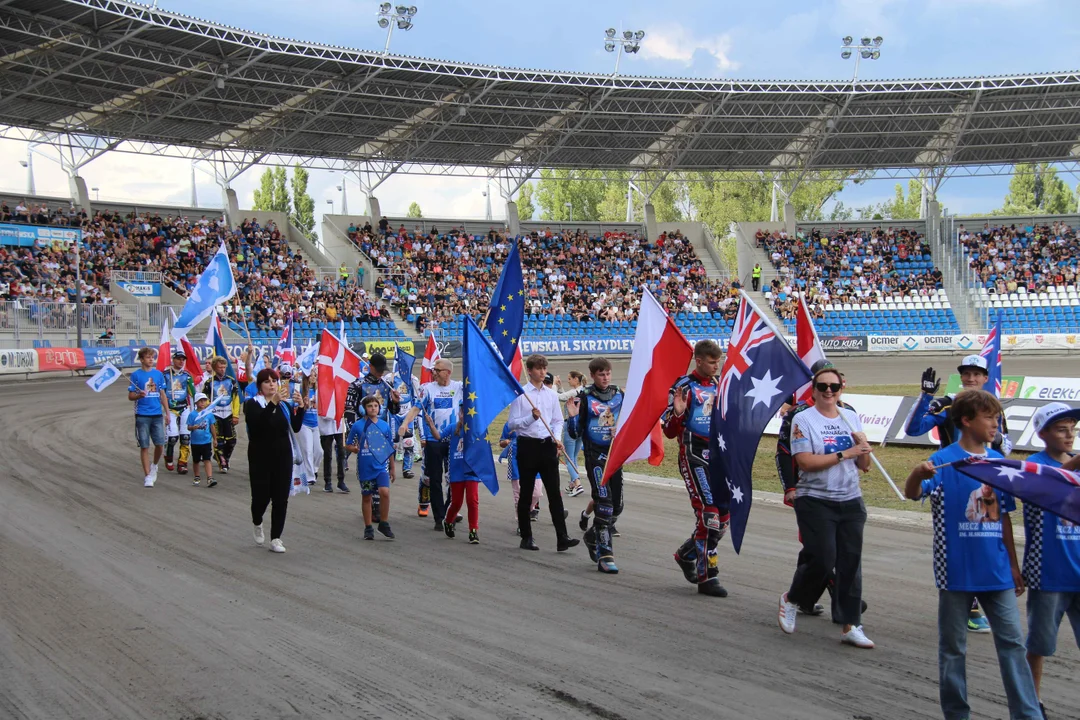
[326,199,333,205]
[18,160,27,167]
[860,37,871,46]
[623,30,633,39]
[396,5,407,14]
[634,30,645,40]
[397,18,410,29]
[605,28,616,38]
[842,36,852,45]
[841,50,851,59]
[378,16,389,27]
[861,49,871,59]
[408,5,417,14]
[380,2,391,12]
[215,77,225,90]
[871,50,880,59]
[604,41,616,52]
[873,36,883,46]
[628,44,640,53]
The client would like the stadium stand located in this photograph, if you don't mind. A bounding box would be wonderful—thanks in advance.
[758,225,960,335]
[960,221,1080,333]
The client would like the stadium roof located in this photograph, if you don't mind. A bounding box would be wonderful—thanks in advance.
[3,0,1080,181]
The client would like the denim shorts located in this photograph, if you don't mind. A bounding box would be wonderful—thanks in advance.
[1026,589,1080,657]
[359,471,391,496]
[135,414,165,449]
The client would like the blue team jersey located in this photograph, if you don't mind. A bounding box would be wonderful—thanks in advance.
[346,418,393,480]
[129,368,166,415]
[922,443,1016,592]
[360,377,395,423]
[568,389,623,447]
[1022,452,1080,592]
[187,410,213,445]
[163,369,193,409]
[448,433,480,483]
[418,380,463,441]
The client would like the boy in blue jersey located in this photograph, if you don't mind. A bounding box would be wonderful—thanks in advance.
[128,347,169,488]
[186,392,218,488]
[345,395,395,541]
[905,390,1041,720]
[1022,402,1080,716]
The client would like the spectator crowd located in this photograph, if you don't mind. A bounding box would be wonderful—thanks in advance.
[959,221,1080,295]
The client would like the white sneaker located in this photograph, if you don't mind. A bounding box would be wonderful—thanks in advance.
[269,538,286,553]
[143,474,155,488]
[840,625,875,649]
[150,464,159,481]
[253,524,265,546]
[570,485,586,497]
[778,593,798,634]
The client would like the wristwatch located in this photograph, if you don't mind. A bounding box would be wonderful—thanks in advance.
[835,451,844,463]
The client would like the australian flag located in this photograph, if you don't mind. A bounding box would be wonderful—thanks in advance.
[980,314,1003,398]
[484,241,524,366]
[710,296,813,553]
[953,457,1080,526]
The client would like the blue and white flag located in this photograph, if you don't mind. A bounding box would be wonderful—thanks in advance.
[86,362,122,392]
[172,241,237,340]
[395,344,415,392]
[188,394,233,426]
[296,342,318,377]
[362,420,395,465]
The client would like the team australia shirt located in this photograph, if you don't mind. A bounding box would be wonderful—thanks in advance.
[418,380,463,441]
[346,418,393,479]
[129,368,166,415]
[568,387,623,448]
[922,443,1015,592]
[1021,452,1080,592]
[790,406,863,502]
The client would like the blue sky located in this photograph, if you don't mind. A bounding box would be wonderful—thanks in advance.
[4,0,1079,219]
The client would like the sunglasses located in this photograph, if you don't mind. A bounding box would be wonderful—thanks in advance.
[815,382,843,393]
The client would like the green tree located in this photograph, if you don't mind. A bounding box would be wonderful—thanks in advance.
[406,201,423,218]
[251,167,290,214]
[873,179,923,220]
[289,165,317,242]
[516,182,536,221]
[534,169,607,221]
[1000,163,1075,215]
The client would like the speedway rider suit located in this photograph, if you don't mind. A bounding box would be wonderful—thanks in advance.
[662,370,730,584]
[202,372,241,470]
[392,373,422,479]
[164,367,195,471]
[906,393,1012,455]
[567,383,624,564]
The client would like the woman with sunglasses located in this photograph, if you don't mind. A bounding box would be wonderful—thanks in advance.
[777,366,875,648]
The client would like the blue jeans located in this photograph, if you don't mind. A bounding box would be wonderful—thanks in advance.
[562,424,581,482]
[1026,589,1080,657]
[938,589,1042,720]
[134,414,165,449]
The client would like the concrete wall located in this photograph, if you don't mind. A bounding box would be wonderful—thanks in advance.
[735,221,784,283]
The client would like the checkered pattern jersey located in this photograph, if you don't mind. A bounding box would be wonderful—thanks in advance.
[1022,503,1045,590]
[930,485,948,589]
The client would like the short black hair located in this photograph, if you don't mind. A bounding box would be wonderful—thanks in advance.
[369,353,387,371]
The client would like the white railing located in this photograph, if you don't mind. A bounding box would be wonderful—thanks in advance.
[110,269,163,284]
[0,301,188,346]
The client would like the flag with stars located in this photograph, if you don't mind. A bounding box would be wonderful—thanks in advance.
[710,292,813,553]
[484,241,525,367]
[953,457,1080,526]
[980,314,1003,398]
[461,315,523,495]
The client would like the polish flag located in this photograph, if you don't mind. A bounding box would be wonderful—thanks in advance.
[509,345,523,382]
[420,333,440,385]
[169,308,205,386]
[795,294,826,403]
[602,289,694,483]
[317,329,360,424]
[155,317,170,372]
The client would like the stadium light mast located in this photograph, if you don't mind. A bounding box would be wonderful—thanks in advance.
[326,198,335,215]
[18,146,34,195]
[377,3,418,54]
[840,36,883,82]
[604,27,645,75]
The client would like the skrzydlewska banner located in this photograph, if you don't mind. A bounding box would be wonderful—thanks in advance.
[0,223,82,248]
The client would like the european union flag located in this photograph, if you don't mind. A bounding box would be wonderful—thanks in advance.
[484,241,524,366]
[395,344,415,391]
[953,457,1080,526]
[462,315,523,494]
[710,296,813,553]
[362,420,395,466]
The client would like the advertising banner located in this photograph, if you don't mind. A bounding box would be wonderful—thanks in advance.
[944,374,1026,398]
[518,336,728,357]
[819,335,868,352]
[763,393,905,443]
[0,223,82,248]
[115,280,162,297]
[348,340,417,358]
[1018,376,1080,401]
[0,349,39,374]
[36,347,86,372]
[83,346,133,369]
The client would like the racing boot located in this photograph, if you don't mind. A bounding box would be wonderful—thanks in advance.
[584,528,598,563]
[697,579,728,597]
[597,556,619,574]
[177,461,188,475]
[674,539,699,584]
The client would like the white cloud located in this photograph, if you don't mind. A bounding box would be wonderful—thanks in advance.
[639,24,740,74]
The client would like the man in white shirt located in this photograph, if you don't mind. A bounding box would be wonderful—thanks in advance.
[507,354,580,552]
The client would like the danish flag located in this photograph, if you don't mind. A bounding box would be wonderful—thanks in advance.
[420,333,440,385]
[317,329,360,423]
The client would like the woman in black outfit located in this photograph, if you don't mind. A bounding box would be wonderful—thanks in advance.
[245,368,304,553]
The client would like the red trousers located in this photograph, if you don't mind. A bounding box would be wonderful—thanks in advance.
[446,480,479,530]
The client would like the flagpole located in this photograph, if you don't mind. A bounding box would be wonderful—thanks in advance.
[738,290,905,501]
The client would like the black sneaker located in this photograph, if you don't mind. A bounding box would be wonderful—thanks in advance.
[520,537,539,551]
[207,477,217,488]
[798,603,826,616]
[529,508,539,522]
[597,557,619,574]
[578,510,590,532]
[337,482,350,493]
[455,513,464,523]
[402,470,414,479]
[697,579,728,597]
[468,529,479,544]
[323,483,333,493]
[363,525,374,540]
[611,524,621,538]
[377,522,395,539]
[674,553,699,584]
[443,519,456,538]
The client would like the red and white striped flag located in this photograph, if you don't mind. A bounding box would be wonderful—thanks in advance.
[794,294,826,403]
[155,317,170,372]
[602,289,693,483]
[420,333,440,385]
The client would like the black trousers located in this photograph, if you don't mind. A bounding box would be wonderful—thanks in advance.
[516,436,568,541]
[424,440,450,523]
[752,276,760,291]
[320,433,344,482]
[250,469,290,540]
[788,495,866,626]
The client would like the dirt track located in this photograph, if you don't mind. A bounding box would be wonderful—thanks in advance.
[1,377,1078,720]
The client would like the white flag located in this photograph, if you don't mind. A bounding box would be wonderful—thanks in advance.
[86,362,122,392]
